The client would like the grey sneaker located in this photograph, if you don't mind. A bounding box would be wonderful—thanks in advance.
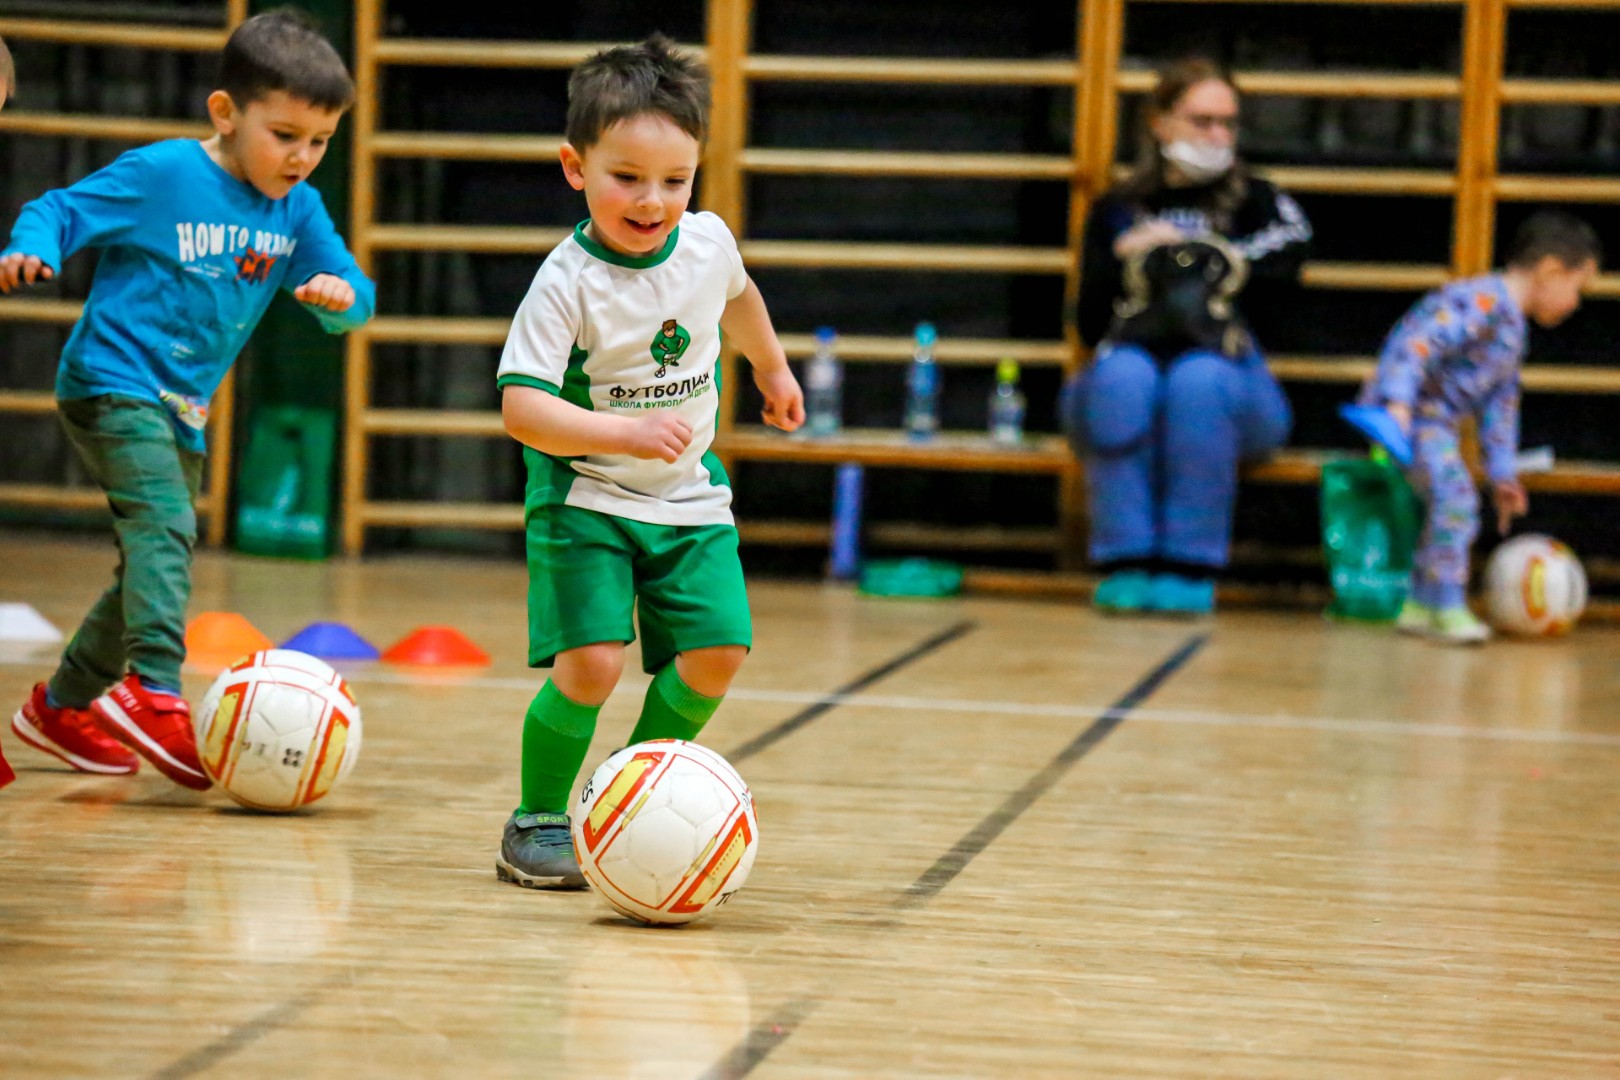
[496,810,587,890]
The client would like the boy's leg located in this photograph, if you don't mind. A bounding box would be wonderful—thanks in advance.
[500,505,637,890]
[48,563,129,709]
[1409,425,1488,642]
[11,398,186,778]
[53,397,203,702]
[56,398,208,786]
[521,645,621,815]
[628,646,743,746]
[499,658,616,891]
[630,522,752,745]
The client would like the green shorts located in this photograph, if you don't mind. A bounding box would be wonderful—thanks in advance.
[526,503,752,673]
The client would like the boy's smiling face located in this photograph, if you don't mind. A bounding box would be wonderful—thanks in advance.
[206,89,342,200]
[561,113,700,257]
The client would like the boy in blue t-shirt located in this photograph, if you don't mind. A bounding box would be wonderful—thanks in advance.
[1,12,374,789]
[1355,211,1599,644]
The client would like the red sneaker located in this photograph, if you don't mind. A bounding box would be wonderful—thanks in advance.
[0,737,14,790]
[12,682,139,776]
[91,675,210,791]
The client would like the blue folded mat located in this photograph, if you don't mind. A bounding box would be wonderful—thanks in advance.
[1338,404,1413,467]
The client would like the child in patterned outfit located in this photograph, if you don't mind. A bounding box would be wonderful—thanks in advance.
[1357,211,1600,644]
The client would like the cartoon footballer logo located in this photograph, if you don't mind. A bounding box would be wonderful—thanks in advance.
[650,319,692,378]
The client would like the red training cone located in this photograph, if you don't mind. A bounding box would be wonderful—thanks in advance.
[382,626,491,667]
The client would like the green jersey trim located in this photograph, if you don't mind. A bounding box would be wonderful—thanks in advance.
[573,219,680,269]
[497,374,558,393]
[559,345,592,410]
[517,348,593,510]
[702,349,729,490]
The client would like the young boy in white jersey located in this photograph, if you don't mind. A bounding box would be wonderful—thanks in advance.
[493,36,803,887]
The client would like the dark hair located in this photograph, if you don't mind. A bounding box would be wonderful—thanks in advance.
[0,35,14,97]
[566,34,710,150]
[1115,57,1246,229]
[220,9,354,111]
[1505,210,1602,270]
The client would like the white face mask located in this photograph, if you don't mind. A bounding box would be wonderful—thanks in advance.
[1163,139,1234,183]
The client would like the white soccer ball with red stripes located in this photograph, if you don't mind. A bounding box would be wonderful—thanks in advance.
[573,740,758,925]
[194,649,363,812]
[1485,533,1588,636]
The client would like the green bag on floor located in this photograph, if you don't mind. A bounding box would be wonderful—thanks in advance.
[234,405,336,560]
[1320,453,1423,621]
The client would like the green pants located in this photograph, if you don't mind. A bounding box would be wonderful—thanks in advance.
[48,395,205,707]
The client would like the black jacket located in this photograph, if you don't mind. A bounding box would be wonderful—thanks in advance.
[1077,175,1312,350]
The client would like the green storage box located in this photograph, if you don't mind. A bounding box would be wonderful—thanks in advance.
[234,405,336,560]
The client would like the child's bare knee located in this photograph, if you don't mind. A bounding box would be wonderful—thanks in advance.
[676,645,748,696]
[553,642,625,704]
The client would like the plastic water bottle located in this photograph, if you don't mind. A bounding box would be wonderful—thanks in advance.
[988,358,1026,446]
[905,322,940,441]
[805,326,842,437]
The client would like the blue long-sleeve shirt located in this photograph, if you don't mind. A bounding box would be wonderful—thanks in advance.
[3,138,374,449]
[1360,274,1525,483]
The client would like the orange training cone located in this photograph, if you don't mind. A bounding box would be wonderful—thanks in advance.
[185,612,274,667]
[382,626,491,667]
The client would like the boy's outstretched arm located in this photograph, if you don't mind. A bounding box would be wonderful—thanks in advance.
[1480,376,1527,533]
[502,385,692,463]
[285,194,375,333]
[0,151,149,291]
[720,274,803,432]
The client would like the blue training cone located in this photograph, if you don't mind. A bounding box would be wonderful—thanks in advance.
[1338,404,1414,467]
[280,621,381,661]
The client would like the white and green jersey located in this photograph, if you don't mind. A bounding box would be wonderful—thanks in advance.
[496,211,747,527]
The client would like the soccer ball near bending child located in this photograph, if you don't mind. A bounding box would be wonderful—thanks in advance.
[1484,534,1588,637]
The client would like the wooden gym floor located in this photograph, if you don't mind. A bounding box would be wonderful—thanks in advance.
[0,530,1616,1078]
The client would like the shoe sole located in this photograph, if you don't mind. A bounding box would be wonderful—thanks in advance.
[495,856,587,891]
[1146,607,1212,619]
[90,696,211,790]
[10,711,138,775]
[1423,632,1490,646]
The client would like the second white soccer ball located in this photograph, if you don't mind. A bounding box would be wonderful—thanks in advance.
[194,649,363,812]
[573,740,758,925]
[1484,533,1587,636]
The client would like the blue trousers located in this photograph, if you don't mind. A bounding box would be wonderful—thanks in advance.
[1062,342,1292,568]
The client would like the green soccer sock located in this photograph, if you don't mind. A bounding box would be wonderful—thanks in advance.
[519,680,603,816]
[628,662,724,745]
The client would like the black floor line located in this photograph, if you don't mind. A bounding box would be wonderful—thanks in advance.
[146,974,348,1080]
[698,632,1209,1080]
[725,619,977,764]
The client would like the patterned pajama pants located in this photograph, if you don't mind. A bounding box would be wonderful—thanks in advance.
[1406,422,1478,608]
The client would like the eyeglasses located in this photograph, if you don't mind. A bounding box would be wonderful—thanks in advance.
[1171,112,1241,133]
